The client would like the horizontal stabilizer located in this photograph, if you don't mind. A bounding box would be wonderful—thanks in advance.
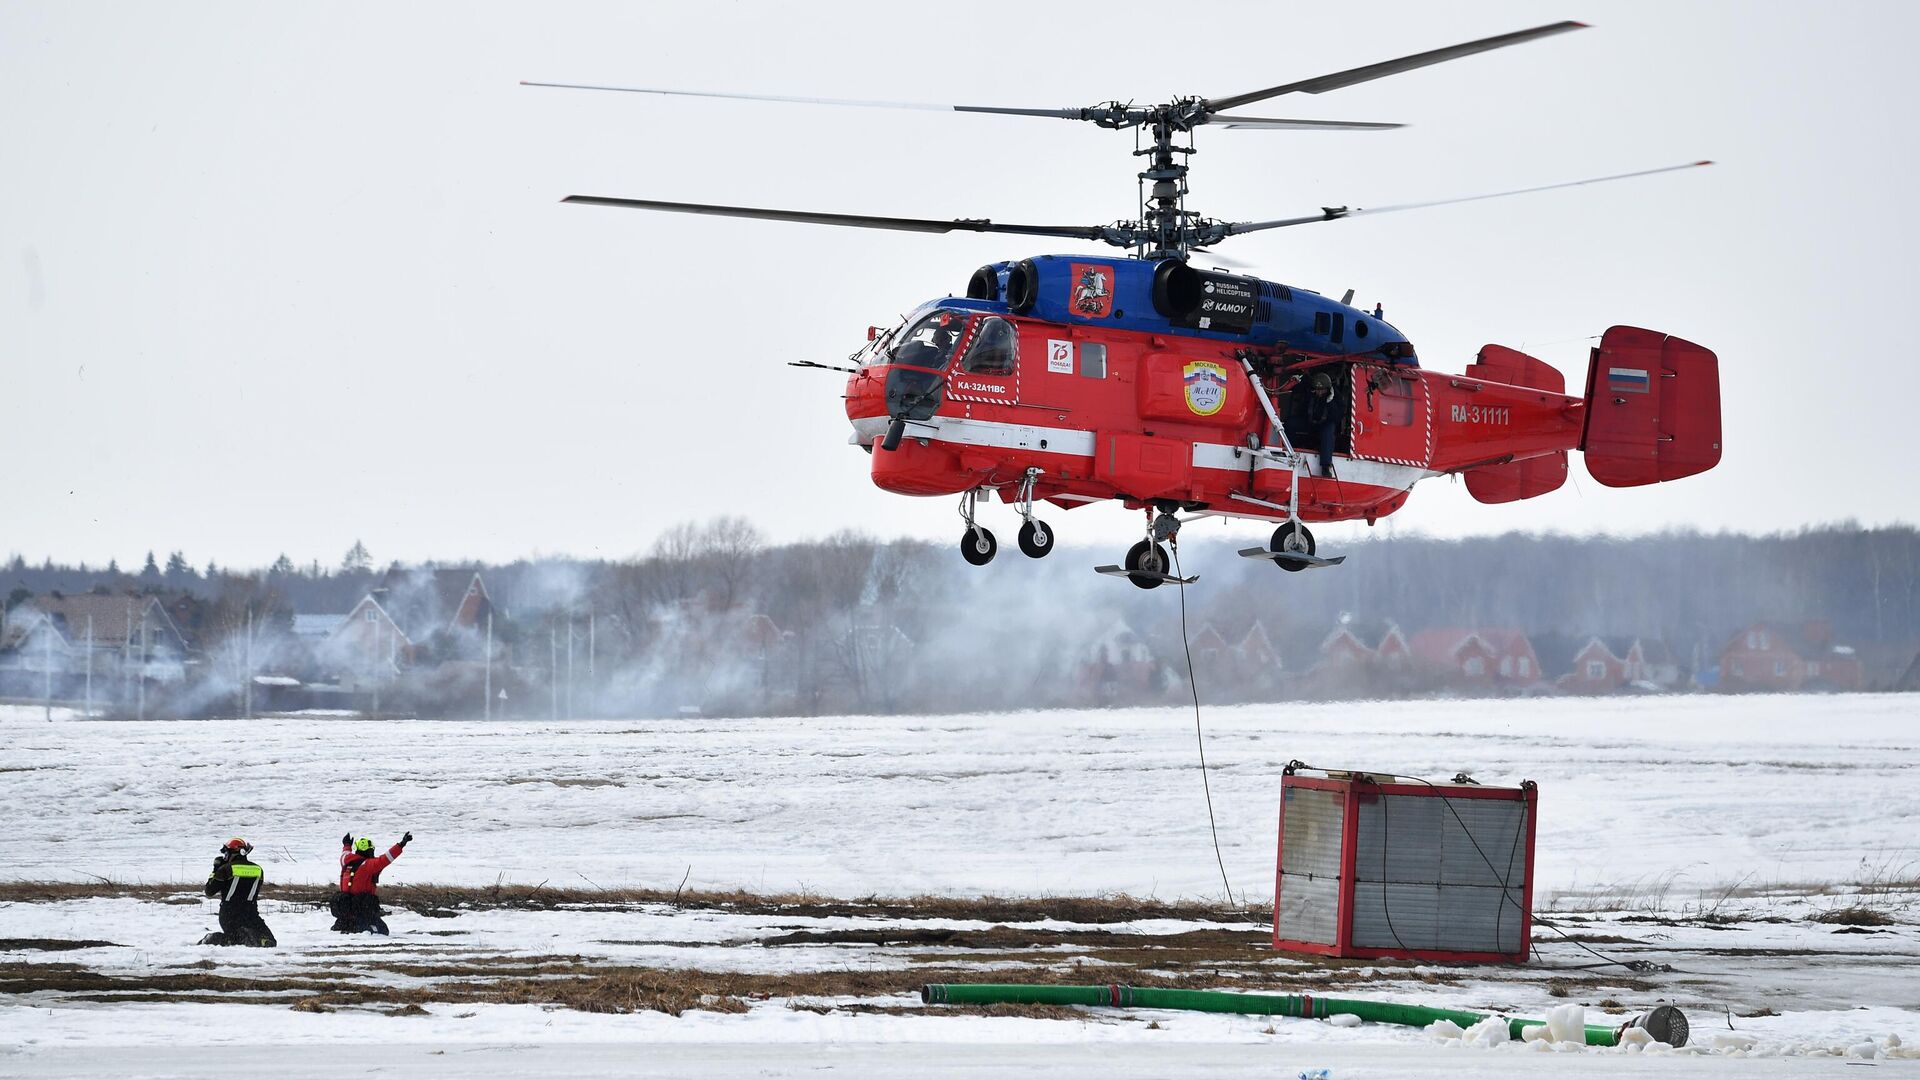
[1465,452,1568,504]
[1463,345,1569,503]
[1468,344,1565,393]
[1581,327,1722,487]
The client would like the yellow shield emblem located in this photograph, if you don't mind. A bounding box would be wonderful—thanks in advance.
[1183,361,1228,417]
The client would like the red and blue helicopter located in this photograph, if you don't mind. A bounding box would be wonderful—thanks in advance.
[531,20,1721,587]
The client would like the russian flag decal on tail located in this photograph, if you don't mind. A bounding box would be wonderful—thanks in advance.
[1607,366,1650,394]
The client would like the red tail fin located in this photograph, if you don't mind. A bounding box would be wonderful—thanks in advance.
[1581,327,1722,487]
[1462,345,1569,504]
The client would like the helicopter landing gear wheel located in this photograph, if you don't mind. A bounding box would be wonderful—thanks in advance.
[961,526,998,566]
[1123,539,1172,590]
[1017,520,1053,559]
[1010,466,1052,558]
[954,487,998,567]
[1269,521,1315,573]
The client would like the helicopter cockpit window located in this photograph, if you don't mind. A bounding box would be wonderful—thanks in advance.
[886,311,968,369]
[961,316,1017,376]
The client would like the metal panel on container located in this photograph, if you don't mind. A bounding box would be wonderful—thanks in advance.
[1351,793,1529,955]
[1275,785,1345,945]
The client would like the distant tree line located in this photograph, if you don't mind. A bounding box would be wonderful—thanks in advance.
[1196,524,1920,657]
[3,522,1916,718]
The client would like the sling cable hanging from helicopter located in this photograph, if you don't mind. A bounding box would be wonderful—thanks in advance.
[1168,540,1244,915]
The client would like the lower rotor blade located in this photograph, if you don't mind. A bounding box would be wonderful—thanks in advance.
[522,81,1089,120]
[1189,247,1253,270]
[1224,160,1714,237]
[561,195,1110,241]
[1212,115,1404,131]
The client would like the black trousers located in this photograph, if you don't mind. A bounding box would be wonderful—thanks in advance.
[330,892,389,935]
[202,903,276,947]
[1315,417,1336,475]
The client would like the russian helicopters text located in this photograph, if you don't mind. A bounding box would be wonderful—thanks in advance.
[530,20,1722,587]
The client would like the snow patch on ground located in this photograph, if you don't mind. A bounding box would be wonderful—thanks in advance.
[3,694,1915,898]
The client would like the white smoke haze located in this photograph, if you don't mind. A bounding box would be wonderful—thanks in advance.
[505,559,593,616]
[3,520,1917,720]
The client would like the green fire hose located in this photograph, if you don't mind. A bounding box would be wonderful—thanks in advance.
[921,983,1689,1047]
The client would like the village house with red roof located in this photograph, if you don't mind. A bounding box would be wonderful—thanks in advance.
[1719,620,1863,692]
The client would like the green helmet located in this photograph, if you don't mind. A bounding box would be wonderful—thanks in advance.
[354,836,374,854]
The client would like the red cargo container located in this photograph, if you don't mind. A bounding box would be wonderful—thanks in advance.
[1273,766,1537,963]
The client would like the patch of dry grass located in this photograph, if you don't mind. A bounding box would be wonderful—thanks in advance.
[0,881,191,904]
[0,938,121,951]
[0,879,1267,926]
[0,926,1483,1018]
[4,878,1682,1022]
[1541,857,1920,919]
[1533,973,1657,999]
[1810,905,1896,926]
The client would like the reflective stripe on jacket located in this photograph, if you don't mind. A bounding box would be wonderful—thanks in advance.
[225,862,262,901]
[205,858,264,905]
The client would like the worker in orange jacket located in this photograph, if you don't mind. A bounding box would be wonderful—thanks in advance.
[330,831,411,934]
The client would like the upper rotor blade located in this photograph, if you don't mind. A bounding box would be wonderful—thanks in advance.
[1207,21,1588,113]
[1223,160,1714,237]
[521,81,1088,120]
[1212,115,1405,131]
[561,195,1110,240]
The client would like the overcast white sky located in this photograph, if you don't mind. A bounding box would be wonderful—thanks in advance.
[5,2,1917,570]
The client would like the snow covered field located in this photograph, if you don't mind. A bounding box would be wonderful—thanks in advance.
[2,695,1916,1077]
[2,694,1914,897]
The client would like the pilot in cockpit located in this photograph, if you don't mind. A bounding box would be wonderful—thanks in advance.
[888,311,968,369]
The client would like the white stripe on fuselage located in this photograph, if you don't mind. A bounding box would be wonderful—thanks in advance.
[849,414,1095,456]
[848,415,1430,492]
[1252,451,1430,491]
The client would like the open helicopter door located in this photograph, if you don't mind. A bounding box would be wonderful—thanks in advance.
[1349,364,1433,468]
[1581,327,1721,487]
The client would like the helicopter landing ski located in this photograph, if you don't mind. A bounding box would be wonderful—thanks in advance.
[1237,548,1348,572]
[532,20,1723,586]
[1095,564,1200,588]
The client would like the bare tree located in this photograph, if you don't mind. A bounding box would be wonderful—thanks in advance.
[700,516,766,611]
[646,522,702,605]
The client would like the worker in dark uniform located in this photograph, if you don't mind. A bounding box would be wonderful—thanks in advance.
[200,838,276,947]
[331,831,411,935]
[1304,370,1338,476]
